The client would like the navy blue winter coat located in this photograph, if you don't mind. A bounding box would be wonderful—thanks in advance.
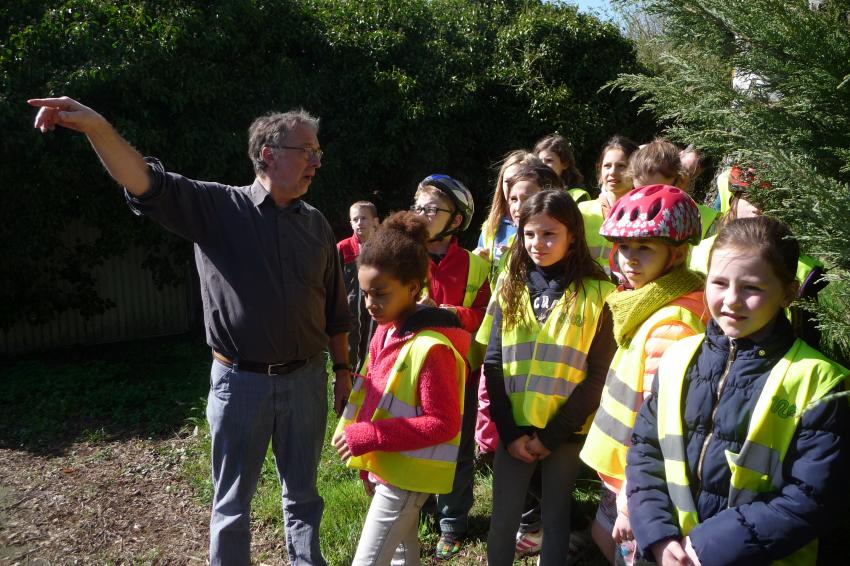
[626,314,849,565]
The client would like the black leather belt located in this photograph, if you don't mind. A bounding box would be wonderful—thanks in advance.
[213,350,309,375]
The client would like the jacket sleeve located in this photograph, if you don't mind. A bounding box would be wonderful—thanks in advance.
[483,303,525,445]
[454,278,491,334]
[641,322,698,396]
[344,344,462,456]
[688,386,850,566]
[627,375,683,557]
[537,304,616,450]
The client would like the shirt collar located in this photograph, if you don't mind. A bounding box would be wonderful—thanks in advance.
[248,179,306,214]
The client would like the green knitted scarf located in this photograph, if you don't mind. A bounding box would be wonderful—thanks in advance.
[606,266,705,347]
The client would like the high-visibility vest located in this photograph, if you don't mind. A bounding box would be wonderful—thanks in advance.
[579,199,613,276]
[335,329,467,494]
[481,222,514,286]
[716,167,733,214]
[568,187,591,203]
[580,299,706,480]
[698,204,718,239]
[462,250,490,308]
[477,277,615,428]
[656,335,848,565]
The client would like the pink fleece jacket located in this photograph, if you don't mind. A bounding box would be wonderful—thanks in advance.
[344,317,470,461]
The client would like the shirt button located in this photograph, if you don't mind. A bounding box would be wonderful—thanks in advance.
[758,349,766,357]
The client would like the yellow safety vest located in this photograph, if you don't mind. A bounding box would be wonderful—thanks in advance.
[580,301,705,480]
[477,277,615,428]
[462,249,491,309]
[698,204,718,239]
[716,167,733,214]
[568,187,591,204]
[579,199,613,276]
[336,329,467,494]
[656,335,848,565]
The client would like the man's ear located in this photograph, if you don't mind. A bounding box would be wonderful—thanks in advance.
[260,146,276,168]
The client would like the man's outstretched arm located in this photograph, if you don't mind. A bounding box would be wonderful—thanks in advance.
[29,96,151,196]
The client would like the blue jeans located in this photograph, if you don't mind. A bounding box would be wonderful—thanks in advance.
[206,356,328,566]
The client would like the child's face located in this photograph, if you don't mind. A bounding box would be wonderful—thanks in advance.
[523,213,574,268]
[358,265,419,325]
[706,248,797,341]
[616,239,673,289]
[508,181,541,225]
[501,164,521,200]
[350,207,379,241]
[537,150,565,177]
[413,192,457,240]
[600,149,631,198]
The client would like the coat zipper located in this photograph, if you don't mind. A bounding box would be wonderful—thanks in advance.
[696,340,737,492]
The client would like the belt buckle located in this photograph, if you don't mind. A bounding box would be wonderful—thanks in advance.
[267,363,285,376]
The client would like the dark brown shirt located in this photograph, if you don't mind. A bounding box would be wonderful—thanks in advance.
[126,158,350,363]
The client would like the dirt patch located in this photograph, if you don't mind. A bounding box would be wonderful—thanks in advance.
[0,436,209,564]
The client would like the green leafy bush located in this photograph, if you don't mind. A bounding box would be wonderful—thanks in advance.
[1,0,653,328]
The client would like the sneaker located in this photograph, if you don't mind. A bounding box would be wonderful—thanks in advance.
[435,532,463,561]
[515,529,543,557]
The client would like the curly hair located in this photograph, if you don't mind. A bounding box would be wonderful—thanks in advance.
[500,190,608,330]
[534,134,585,188]
[357,211,430,289]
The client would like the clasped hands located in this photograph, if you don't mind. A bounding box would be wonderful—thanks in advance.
[507,433,551,463]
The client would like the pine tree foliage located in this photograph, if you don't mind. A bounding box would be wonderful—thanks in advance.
[612,0,850,360]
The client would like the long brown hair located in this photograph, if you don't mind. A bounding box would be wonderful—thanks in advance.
[500,190,608,330]
[481,150,542,245]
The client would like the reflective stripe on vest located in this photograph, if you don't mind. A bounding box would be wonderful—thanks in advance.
[494,277,615,428]
[579,199,613,276]
[656,335,848,564]
[463,249,491,308]
[334,329,467,494]
[580,303,706,480]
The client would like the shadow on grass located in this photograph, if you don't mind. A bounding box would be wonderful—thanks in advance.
[0,333,211,454]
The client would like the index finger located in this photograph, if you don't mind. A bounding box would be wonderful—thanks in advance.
[27,97,75,109]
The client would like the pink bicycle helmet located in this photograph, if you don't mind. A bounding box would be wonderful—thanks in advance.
[600,184,701,245]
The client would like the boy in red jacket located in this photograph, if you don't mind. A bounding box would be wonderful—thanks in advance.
[410,175,490,559]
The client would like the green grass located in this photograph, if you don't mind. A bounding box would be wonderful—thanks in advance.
[182,370,609,566]
[0,336,210,451]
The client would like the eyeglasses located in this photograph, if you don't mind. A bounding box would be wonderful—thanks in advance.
[410,205,453,217]
[267,145,323,161]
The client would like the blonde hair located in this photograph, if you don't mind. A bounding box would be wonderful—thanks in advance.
[481,150,543,245]
[350,201,378,218]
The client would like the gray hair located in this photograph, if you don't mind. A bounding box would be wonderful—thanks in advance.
[248,109,320,174]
